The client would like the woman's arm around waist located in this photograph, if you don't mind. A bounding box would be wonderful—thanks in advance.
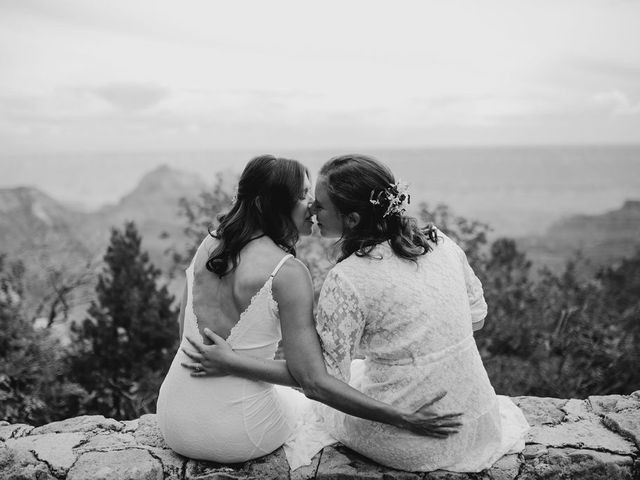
[182,258,462,437]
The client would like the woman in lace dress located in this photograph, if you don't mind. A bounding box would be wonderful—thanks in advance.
[157,155,462,465]
[185,154,529,472]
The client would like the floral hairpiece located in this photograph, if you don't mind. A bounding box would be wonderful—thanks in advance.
[369,181,411,218]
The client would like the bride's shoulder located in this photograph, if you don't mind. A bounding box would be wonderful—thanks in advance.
[271,256,313,301]
[274,256,311,282]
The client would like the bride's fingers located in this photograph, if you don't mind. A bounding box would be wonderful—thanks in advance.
[181,347,203,361]
[430,427,459,437]
[431,413,463,421]
[416,422,461,433]
[438,417,463,425]
[431,422,462,431]
[180,362,202,370]
[423,417,462,425]
[422,416,463,426]
[185,336,205,353]
[203,328,225,346]
[422,424,460,435]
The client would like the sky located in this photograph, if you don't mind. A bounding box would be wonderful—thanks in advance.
[1,0,640,154]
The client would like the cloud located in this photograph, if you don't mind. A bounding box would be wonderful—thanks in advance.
[555,57,640,99]
[0,83,168,123]
[1,0,167,44]
[404,93,558,128]
[574,58,640,81]
[84,83,171,111]
[593,90,640,115]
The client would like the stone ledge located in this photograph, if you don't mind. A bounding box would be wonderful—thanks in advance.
[1,393,639,479]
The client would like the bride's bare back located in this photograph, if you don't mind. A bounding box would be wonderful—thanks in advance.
[191,236,289,342]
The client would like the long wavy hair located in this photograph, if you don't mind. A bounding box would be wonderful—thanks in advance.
[319,154,438,262]
[206,155,309,277]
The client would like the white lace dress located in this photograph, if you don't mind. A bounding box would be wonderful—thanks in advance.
[310,235,529,472]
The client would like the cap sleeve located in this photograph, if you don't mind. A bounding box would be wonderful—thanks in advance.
[315,268,365,383]
[454,242,488,326]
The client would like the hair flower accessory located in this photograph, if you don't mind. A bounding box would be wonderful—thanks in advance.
[369,181,411,218]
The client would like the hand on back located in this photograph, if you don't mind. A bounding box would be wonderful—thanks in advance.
[181,329,236,377]
[399,391,463,438]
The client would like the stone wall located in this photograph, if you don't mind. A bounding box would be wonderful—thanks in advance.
[1,392,639,479]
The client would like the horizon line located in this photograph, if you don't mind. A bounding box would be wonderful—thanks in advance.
[2,141,640,158]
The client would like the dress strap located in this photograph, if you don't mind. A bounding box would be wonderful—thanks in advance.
[270,254,293,278]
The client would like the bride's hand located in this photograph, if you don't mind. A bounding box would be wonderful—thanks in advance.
[399,391,463,438]
[180,328,236,377]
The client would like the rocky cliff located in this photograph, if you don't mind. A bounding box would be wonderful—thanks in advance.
[2,392,639,479]
[0,165,207,323]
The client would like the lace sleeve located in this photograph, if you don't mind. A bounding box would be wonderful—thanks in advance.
[315,268,365,383]
[455,244,488,325]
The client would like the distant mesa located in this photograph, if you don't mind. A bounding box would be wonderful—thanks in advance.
[132,164,207,193]
[621,199,640,210]
[548,198,640,240]
[106,164,207,211]
[519,198,640,275]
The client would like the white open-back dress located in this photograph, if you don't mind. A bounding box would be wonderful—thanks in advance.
[157,235,303,463]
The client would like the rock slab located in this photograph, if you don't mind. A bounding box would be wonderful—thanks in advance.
[67,449,163,480]
[0,392,639,479]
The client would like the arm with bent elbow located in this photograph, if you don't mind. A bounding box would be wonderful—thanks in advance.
[181,261,461,437]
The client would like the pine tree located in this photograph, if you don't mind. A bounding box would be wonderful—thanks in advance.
[71,222,178,419]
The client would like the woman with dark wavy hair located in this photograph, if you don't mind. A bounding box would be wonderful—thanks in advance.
[157,154,461,466]
[205,156,308,277]
[184,154,529,472]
